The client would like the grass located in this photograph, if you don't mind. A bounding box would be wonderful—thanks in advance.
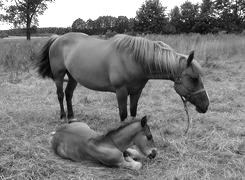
[0,34,245,180]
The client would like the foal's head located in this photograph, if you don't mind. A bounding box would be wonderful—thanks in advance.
[133,116,157,159]
[174,51,209,113]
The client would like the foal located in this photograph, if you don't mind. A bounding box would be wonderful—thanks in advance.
[51,116,156,170]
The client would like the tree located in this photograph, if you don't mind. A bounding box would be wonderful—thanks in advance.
[72,18,86,32]
[0,0,4,20]
[3,0,55,40]
[115,16,129,33]
[128,18,136,32]
[213,0,232,31]
[212,0,245,32]
[94,16,117,34]
[169,6,182,33]
[230,0,245,30]
[180,1,199,33]
[192,0,216,33]
[86,19,96,34]
[135,0,167,33]
[0,0,3,8]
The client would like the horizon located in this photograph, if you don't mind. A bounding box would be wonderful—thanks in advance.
[0,0,201,30]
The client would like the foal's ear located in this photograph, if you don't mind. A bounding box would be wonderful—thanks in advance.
[141,116,148,127]
[187,50,194,67]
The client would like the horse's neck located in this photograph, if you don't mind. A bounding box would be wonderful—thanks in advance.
[144,53,184,81]
[146,69,174,80]
[110,123,141,152]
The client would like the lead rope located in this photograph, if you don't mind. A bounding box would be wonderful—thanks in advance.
[180,96,191,135]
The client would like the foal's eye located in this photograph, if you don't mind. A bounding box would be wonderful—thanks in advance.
[191,77,199,83]
[147,135,152,140]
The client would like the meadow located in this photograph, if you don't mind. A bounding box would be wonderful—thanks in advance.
[0,33,245,180]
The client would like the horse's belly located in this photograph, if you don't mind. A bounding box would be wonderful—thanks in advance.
[77,73,113,92]
[66,58,115,92]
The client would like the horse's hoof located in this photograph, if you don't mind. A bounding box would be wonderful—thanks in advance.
[68,118,78,123]
[60,114,66,120]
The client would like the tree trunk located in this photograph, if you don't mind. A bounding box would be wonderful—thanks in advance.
[26,20,31,40]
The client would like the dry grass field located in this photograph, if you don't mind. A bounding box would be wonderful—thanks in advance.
[0,34,245,180]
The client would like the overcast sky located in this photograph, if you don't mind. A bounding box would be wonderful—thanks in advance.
[0,0,201,30]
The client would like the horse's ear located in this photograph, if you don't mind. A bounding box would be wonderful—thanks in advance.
[141,116,147,127]
[187,50,194,67]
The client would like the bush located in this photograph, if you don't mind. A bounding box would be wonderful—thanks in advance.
[105,30,117,38]
[0,32,9,38]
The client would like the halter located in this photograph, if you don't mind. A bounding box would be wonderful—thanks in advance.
[174,76,206,134]
[174,76,206,100]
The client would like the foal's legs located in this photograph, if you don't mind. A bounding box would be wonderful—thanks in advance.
[119,156,142,170]
[125,148,144,160]
[54,71,66,119]
[65,72,77,121]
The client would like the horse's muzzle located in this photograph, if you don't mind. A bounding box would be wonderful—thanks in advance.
[148,149,157,159]
[196,106,208,113]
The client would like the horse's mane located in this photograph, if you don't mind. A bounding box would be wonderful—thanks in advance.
[111,34,183,78]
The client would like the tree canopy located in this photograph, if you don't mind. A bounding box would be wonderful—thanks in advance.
[1,0,245,37]
[2,0,55,40]
[135,0,167,33]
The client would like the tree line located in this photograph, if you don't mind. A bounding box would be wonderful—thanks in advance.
[0,0,245,40]
[72,0,245,35]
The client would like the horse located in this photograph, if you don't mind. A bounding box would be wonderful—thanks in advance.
[36,32,209,122]
[51,116,157,170]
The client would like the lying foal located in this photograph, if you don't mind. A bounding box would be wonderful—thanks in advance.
[51,116,157,170]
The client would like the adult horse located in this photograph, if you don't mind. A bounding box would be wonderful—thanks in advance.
[36,32,209,122]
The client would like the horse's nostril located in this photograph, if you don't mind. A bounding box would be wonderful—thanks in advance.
[196,106,208,113]
[152,149,157,157]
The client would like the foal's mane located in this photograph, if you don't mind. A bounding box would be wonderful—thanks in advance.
[104,120,141,137]
[111,34,183,78]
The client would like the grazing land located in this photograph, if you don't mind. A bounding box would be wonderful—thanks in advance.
[0,34,245,180]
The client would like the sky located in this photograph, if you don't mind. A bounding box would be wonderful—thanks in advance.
[0,0,202,30]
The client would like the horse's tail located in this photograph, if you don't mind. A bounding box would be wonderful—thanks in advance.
[36,35,59,79]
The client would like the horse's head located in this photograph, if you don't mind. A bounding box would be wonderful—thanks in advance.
[174,51,209,113]
[133,116,157,159]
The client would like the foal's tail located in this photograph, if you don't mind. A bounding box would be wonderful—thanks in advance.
[36,35,59,79]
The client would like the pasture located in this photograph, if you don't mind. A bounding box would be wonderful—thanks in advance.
[0,34,245,179]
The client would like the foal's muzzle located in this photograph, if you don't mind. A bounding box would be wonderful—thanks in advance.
[147,149,157,159]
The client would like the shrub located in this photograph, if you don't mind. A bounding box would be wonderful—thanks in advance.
[0,32,9,39]
[105,30,117,39]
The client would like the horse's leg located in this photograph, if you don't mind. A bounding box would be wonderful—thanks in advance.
[54,72,66,120]
[129,89,143,118]
[65,72,77,122]
[116,87,128,121]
